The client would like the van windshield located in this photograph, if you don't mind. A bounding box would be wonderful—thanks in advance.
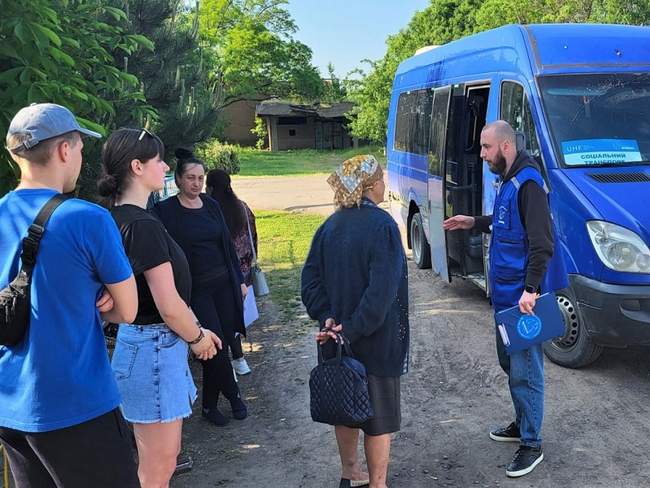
[539,73,650,167]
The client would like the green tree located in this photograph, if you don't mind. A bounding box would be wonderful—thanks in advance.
[112,0,220,150]
[348,0,479,143]
[0,0,154,195]
[349,0,650,143]
[322,63,347,103]
[199,0,323,110]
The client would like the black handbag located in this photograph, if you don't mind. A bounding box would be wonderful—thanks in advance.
[309,334,374,425]
[0,194,68,346]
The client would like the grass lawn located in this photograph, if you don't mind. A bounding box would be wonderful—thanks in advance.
[238,146,386,177]
[255,210,325,322]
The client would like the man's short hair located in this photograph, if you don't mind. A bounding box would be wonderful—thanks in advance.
[482,120,516,144]
[6,131,80,166]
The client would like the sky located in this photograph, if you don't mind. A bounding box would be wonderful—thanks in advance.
[286,0,431,79]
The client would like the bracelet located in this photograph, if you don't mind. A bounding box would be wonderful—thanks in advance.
[188,327,204,345]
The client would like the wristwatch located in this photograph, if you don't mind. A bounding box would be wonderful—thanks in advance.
[524,284,536,294]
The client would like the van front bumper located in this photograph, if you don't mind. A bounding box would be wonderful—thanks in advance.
[572,275,650,347]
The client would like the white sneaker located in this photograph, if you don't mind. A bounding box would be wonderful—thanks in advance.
[232,357,252,375]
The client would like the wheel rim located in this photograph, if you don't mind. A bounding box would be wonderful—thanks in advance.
[551,295,580,350]
[411,217,422,263]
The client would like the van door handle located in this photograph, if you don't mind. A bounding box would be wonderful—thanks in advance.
[447,184,474,192]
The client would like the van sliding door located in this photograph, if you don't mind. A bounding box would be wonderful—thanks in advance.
[445,84,489,281]
[427,86,452,282]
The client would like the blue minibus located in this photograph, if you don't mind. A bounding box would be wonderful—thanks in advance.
[387,24,650,368]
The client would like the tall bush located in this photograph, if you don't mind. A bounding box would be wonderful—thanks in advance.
[196,140,241,174]
[251,116,268,149]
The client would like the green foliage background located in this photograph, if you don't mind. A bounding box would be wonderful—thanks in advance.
[0,0,154,196]
[4,0,648,195]
[347,0,650,144]
[0,0,325,197]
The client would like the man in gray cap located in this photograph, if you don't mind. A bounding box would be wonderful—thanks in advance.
[0,103,139,487]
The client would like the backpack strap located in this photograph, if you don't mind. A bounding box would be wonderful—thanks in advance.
[20,194,69,271]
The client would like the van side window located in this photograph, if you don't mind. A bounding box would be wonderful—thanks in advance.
[414,89,434,154]
[428,87,451,176]
[500,81,541,157]
[394,92,413,152]
[393,89,433,155]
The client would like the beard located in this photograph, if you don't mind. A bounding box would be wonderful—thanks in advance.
[488,150,507,175]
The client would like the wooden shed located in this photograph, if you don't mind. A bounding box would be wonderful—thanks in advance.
[256,101,357,151]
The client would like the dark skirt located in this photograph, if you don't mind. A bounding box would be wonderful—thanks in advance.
[345,375,401,436]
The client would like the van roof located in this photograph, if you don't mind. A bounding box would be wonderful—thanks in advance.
[396,24,650,83]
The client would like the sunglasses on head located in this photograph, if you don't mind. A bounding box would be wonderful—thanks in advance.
[138,128,154,141]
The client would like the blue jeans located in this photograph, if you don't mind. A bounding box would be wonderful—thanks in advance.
[494,318,544,448]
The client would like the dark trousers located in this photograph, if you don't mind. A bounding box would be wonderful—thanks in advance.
[192,277,241,408]
[0,408,138,488]
[230,333,244,360]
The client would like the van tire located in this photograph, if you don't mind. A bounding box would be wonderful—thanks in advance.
[543,289,604,368]
[410,212,431,269]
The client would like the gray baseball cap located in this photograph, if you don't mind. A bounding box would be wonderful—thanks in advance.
[7,103,102,152]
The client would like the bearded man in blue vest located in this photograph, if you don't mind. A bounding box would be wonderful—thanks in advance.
[444,120,567,478]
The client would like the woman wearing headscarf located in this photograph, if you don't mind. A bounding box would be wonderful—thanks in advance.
[301,155,409,488]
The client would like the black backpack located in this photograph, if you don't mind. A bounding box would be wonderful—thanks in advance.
[0,194,68,346]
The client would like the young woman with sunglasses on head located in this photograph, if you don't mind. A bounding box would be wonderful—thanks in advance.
[98,128,222,488]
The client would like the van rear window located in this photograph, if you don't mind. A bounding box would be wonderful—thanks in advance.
[539,74,650,167]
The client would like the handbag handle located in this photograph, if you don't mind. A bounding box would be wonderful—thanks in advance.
[317,333,354,365]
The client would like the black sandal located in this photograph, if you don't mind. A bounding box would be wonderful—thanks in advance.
[339,478,370,488]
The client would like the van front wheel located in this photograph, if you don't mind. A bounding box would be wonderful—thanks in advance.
[543,290,604,368]
[410,212,431,269]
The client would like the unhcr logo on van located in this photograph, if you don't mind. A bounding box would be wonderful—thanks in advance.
[561,139,642,165]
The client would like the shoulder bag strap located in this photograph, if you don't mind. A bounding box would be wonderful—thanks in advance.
[244,207,257,265]
[20,193,69,272]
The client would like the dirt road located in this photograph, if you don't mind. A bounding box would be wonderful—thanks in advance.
[173,259,650,488]
[231,173,389,215]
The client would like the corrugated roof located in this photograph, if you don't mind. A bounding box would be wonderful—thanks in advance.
[256,101,353,119]
[317,102,354,118]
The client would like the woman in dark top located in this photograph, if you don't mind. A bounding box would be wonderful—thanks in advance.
[97,128,221,487]
[301,155,409,488]
[206,168,258,375]
[153,149,248,426]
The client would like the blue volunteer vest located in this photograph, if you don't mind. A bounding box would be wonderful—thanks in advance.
[489,166,568,311]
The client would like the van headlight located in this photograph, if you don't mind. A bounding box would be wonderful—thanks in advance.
[586,221,650,273]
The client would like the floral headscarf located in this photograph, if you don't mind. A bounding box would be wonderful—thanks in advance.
[327,154,383,209]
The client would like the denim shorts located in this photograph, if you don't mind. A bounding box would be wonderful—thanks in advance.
[111,324,197,424]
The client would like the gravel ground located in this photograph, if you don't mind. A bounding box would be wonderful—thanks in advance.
[173,261,650,488]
